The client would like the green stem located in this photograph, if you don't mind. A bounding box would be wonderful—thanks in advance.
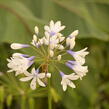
[48,78,52,109]
[0,103,3,109]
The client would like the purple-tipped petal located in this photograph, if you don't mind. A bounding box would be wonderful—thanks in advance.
[27,56,35,61]
[66,62,73,70]
[60,72,65,77]
[68,60,75,64]
[21,54,29,57]
[67,50,75,56]
[28,61,34,67]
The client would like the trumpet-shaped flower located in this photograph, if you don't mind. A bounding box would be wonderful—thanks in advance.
[7,54,35,76]
[66,61,88,79]
[67,47,89,65]
[60,72,79,91]
[20,68,51,90]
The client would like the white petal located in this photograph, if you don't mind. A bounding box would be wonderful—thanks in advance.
[33,34,37,42]
[70,30,79,38]
[67,80,76,88]
[11,43,22,49]
[55,21,61,29]
[57,45,64,50]
[59,26,65,31]
[24,71,32,76]
[59,37,65,42]
[7,69,13,72]
[31,68,36,74]
[63,83,67,91]
[34,26,39,34]
[7,59,11,62]
[44,26,50,32]
[37,78,46,87]
[57,55,61,61]
[15,71,22,76]
[20,76,33,81]
[46,73,51,78]
[66,38,70,46]
[30,77,37,90]
[61,78,67,91]
[69,38,75,49]
[49,50,54,57]
[38,73,46,78]
[66,73,79,80]
[50,20,54,29]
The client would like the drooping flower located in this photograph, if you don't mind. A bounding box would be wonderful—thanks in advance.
[67,47,89,65]
[20,68,51,90]
[60,72,79,91]
[7,54,35,76]
[66,61,88,79]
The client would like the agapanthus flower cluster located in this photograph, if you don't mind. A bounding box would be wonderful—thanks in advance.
[7,20,89,91]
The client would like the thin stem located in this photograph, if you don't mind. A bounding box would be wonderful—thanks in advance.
[48,78,52,109]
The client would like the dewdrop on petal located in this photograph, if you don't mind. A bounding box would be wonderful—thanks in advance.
[7,20,89,91]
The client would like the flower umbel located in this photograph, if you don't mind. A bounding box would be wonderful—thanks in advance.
[7,20,89,91]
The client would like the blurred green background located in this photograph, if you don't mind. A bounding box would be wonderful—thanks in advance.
[0,0,109,109]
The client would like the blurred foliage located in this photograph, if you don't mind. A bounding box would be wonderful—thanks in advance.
[0,0,109,109]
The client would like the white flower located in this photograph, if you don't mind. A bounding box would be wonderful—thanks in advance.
[66,30,79,49]
[44,20,65,36]
[56,44,64,50]
[69,30,79,38]
[67,47,89,65]
[66,61,88,79]
[11,43,29,49]
[66,37,75,49]
[31,35,37,46]
[34,26,39,34]
[60,72,79,91]
[57,33,65,42]
[7,55,34,76]
[49,50,54,57]
[57,55,61,61]
[20,68,51,90]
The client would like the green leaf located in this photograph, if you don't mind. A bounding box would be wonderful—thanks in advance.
[0,0,45,43]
